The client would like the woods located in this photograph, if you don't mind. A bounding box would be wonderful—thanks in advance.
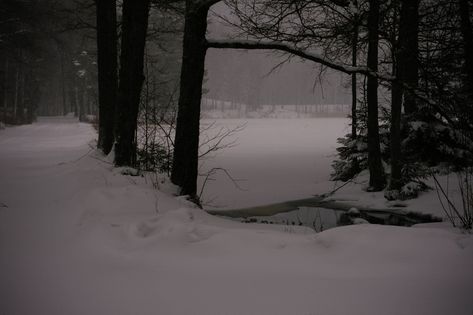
[2,2,473,314]
[1,0,472,206]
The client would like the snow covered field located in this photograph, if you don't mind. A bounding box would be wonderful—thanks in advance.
[1,117,472,315]
[199,118,350,208]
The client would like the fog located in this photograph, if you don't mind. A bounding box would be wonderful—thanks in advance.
[204,3,351,107]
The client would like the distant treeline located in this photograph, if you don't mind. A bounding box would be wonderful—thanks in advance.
[201,98,350,118]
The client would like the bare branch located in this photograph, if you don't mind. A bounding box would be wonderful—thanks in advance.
[206,39,395,80]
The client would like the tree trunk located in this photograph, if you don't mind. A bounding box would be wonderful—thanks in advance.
[351,20,359,138]
[19,67,25,123]
[389,6,403,192]
[70,80,78,118]
[59,49,68,116]
[95,0,118,155]
[114,0,151,166]
[367,0,385,191]
[25,70,38,124]
[458,0,473,94]
[13,65,19,123]
[78,84,86,122]
[390,69,402,191]
[171,1,210,199]
[401,0,419,116]
[3,58,9,123]
[389,0,419,191]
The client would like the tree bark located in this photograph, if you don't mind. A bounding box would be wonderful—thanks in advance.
[3,58,9,123]
[59,49,68,116]
[70,79,78,118]
[390,73,402,191]
[171,1,210,199]
[389,6,403,192]
[78,84,86,122]
[389,0,419,191]
[367,0,385,191]
[401,0,419,116]
[458,0,473,93]
[13,65,19,123]
[95,0,118,155]
[114,0,151,166]
[351,19,359,138]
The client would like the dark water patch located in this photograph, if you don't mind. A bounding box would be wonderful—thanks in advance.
[206,197,442,232]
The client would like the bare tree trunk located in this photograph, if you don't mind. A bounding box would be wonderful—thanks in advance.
[25,70,37,124]
[389,0,419,192]
[114,0,151,166]
[20,67,25,123]
[171,1,210,199]
[70,82,78,118]
[367,0,385,191]
[390,69,402,191]
[95,0,118,155]
[458,0,473,93]
[351,20,359,138]
[401,0,419,116]
[389,6,403,193]
[60,50,68,116]
[13,65,19,123]
[78,84,86,122]
[3,58,9,123]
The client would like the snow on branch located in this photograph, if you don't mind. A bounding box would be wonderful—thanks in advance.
[206,39,395,81]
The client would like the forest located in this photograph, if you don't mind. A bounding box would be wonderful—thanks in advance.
[0,1,473,314]
[2,0,472,208]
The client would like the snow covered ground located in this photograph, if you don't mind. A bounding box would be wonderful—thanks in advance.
[199,118,350,208]
[1,117,472,315]
[199,118,465,220]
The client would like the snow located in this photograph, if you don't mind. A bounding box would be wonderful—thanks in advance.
[199,118,349,208]
[1,117,472,315]
[198,118,463,220]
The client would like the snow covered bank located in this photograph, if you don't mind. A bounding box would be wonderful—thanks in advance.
[199,119,468,223]
[0,117,472,315]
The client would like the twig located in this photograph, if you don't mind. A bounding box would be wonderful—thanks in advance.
[199,167,247,201]
[58,147,95,165]
[323,178,354,197]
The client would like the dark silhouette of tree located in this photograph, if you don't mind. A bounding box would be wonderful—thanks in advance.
[366,0,385,191]
[458,0,473,100]
[388,0,419,191]
[95,0,118,155]
[171,0,219,200]
[114,0,152,166]
[0,0,64,124]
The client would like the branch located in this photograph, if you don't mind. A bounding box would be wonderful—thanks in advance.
[206,39,395,81]
[196,0,222,9]
[206,38,466,130]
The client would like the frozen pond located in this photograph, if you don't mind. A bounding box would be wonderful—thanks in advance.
[198,118,350,209]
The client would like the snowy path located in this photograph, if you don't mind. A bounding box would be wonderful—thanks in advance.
[1,118,473,315]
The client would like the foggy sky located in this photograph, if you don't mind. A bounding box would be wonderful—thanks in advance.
[204,2,351,106]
